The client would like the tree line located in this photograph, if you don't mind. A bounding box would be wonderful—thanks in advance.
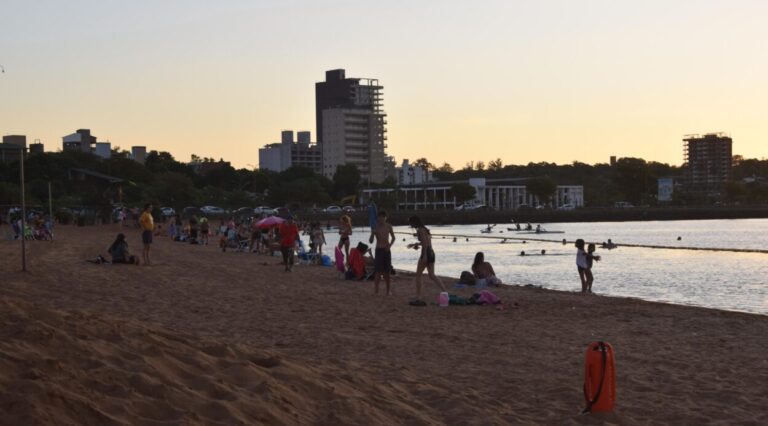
[1,150,767,214]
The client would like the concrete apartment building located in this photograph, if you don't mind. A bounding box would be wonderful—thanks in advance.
[396,159,432,185]
[316,69,388,183]
[259,130,322,174]
[683,133,733,197]
[0,135,26,163]
[62,129,97,153]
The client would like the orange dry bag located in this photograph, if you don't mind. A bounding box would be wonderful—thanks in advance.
[582,341,616,413]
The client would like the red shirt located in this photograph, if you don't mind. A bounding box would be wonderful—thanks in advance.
[279,222,299,247]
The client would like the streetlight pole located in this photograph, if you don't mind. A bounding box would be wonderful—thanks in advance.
[19,145,27,271]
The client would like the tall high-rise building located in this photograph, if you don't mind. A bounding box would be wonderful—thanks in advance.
[683,133,733,197]
[315,69,388,183]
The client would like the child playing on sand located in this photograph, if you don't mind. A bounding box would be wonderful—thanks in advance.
[575,239,600,293]
[575,239,588,292]
[585,243,601,293]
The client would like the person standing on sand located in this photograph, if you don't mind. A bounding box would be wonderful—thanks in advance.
[585,243,601,293]
[338,215,353,263]
[279,215,299,272]
[369,210,395,295]
[575,239,589,292]
[408,216,446,300]
[139,204,154,265]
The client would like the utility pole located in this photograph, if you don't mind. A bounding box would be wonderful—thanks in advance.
[20,146,27,271]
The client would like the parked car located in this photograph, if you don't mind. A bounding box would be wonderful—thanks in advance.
[342,205,356,213]
[254,206,276,215]
[557,203,575,211]
[232,207,254,217]
[468,204,490,211]
[614,201,634,208]
[324,205,342,213]
[160,207,176,217]
[201,205,226,215]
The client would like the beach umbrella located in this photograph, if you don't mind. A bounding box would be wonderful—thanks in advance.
[255,216,284,229]
[368,201,378,230]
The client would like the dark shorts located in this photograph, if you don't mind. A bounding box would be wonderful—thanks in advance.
[374,248,391,273]
[577,266,586,273]
[421,247,436,264]
[338,236,349,246]
[142,230,153,245]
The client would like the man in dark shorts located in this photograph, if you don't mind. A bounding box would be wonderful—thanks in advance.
[369,210,395,295]
[139,204,154,265]
[278,215,299,272]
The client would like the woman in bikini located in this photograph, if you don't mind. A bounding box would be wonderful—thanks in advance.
[338,215,352,262]
[408,216,446,300]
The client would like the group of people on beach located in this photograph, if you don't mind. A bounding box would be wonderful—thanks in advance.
[103,202,606,301]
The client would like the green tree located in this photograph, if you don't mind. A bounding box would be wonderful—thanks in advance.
[451,183,476,206]
[333,164,361,198]
[526,177,557,206]
[437,162,454,173]
[413,158,435,171]
[487,158,503,171]
[614,157,652,205]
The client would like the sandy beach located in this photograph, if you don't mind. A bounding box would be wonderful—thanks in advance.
[1,224,767,425]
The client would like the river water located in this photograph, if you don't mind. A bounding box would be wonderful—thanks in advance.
[317,218,768,315]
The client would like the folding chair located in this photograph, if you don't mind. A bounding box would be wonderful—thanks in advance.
[296,240,318,265]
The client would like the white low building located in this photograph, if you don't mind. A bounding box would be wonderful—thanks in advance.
[361,177,584,210]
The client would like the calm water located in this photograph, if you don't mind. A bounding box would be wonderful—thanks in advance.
[316,219,768,315]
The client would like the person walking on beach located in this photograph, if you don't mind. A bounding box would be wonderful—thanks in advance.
[338,215,352,262]
[369,210,395,295]
[139,204,154,265]
[279,215,299,272]
[408,216,446,300]
[311,222,326,259]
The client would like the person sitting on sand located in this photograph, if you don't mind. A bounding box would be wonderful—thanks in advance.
[471,252,502,286]
[346,242,368,280]
[108,233,139,265]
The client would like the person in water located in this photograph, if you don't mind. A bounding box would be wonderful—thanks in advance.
[408,216,446,299]
[471,252,502,286]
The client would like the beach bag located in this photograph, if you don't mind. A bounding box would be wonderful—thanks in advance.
[459,271,476,285]
[475,290,501,305]
[449,294,470,305]
[583,341,616,413]
[334,246,345,274]
[321,255,332,267]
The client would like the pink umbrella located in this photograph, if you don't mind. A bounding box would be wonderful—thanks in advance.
[255,216,285,229]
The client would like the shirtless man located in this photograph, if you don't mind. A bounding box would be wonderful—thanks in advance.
[369,210,395,295]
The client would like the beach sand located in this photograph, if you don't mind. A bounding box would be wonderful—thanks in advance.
[1,224,767,425]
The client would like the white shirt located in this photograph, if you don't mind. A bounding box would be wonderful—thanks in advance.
[576,249,588,268]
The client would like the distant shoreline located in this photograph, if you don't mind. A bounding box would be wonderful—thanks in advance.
[305,206,768,226]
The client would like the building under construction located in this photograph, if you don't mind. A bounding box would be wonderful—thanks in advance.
[683,133,733,197]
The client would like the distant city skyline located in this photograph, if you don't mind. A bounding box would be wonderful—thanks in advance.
[2,0,767,169]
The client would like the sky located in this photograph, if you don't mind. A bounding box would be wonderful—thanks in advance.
[1,0,767,169]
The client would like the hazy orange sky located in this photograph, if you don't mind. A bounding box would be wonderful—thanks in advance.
[2,0,767,169]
